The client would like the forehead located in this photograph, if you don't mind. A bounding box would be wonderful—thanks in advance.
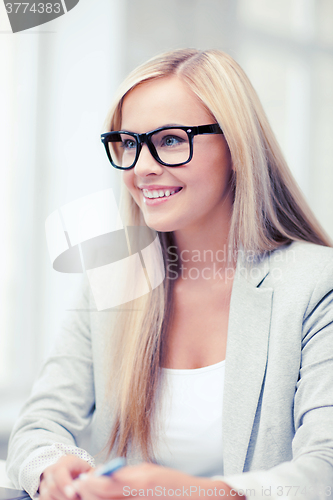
[120,76,213,132]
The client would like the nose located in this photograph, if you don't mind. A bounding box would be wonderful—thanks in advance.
[133,143,164,177]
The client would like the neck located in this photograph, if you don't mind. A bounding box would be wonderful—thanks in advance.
[170,211,236,283]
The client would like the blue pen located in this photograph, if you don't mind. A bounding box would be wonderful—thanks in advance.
[78,457,126,480]
[94,457,126,477]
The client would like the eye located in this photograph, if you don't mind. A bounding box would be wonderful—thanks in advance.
[160,134,185,147]
[122,138,136,150]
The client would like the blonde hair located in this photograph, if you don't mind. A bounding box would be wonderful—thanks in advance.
[103,48,332,461]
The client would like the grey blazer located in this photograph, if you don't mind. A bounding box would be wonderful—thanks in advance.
[6,240,333,499]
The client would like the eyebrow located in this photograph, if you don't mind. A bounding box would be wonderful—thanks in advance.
[120,123,185,133]
[160,123,184,128]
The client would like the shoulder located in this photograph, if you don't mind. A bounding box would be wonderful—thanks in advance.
[270,239,333,262]
[268,240,333,280]
[264,241,333,315]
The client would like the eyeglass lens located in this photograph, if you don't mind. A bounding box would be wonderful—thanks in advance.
[107,128,191,168]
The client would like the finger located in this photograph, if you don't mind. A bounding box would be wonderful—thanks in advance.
[40,474,68,500]
[74,475,124,499]
[55,471,81,500]
[72,479,104,500]
[60,455,93,480]
[69,456,93,477]
[39,478,50,500]
[54,456,92,499]
[39,458,91,500]
[110,465,141,482]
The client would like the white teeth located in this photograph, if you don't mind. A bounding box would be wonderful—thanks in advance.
[142,187,181,199]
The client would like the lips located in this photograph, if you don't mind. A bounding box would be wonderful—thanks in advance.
[141,186,183,205]
[139,185,183,191]
[142,187,183,199]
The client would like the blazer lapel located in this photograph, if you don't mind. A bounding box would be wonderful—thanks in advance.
[222,250,273,475]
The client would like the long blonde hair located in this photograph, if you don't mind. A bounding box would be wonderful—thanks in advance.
[103,48,332,461]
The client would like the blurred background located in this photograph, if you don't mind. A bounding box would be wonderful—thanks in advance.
[0,0,333,460]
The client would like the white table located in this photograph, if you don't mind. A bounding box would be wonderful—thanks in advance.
[0,459,15,488]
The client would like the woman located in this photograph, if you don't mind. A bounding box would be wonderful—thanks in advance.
[6,49,333,500]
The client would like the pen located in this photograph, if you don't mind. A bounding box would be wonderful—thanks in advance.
[78,457,126,480]
[94,457,126,477]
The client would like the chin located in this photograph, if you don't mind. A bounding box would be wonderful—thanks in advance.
[143,216,177,233]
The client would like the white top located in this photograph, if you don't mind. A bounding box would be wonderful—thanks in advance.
[154,360,225,477]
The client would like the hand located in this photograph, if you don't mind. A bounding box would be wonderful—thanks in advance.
[72,462,244,499]
[39,455,93,500]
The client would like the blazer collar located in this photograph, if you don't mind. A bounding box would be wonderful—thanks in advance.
[222,247,273,475]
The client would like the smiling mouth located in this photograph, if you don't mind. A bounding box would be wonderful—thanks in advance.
[142,187,183,199]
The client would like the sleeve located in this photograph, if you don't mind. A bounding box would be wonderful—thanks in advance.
[212,260,333,500]
[6,278,96,499]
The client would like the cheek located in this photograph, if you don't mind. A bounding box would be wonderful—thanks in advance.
[122,171,141,206]
[209,146,232,185]
[122,171,133,191]
[191,154,232,200]
[190,149,228,189]
[122,171,138,200]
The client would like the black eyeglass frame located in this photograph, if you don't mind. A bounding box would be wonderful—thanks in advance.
[100,123,223,170]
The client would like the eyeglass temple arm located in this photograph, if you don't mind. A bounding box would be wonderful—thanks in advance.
[191,124,223,135]
[101,132,122,142]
